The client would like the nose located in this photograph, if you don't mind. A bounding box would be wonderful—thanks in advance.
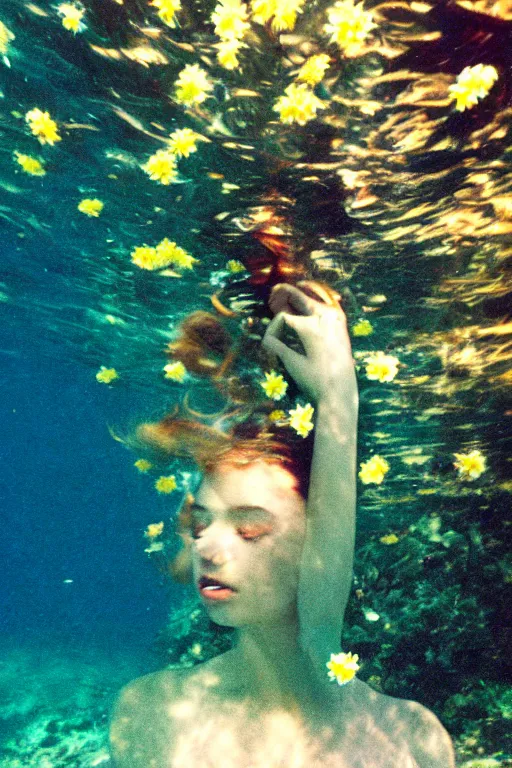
[194,526,234,567]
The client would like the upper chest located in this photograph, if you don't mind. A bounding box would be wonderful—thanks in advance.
[159,685,419,768]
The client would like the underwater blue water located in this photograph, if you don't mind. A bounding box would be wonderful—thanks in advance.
[0,346,180,651]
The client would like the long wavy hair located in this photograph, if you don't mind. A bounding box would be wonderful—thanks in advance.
[131,212,344,583]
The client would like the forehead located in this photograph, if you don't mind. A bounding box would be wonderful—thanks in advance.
[195,462,302,516]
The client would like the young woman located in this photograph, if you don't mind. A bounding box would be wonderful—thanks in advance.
[109,283,455,768]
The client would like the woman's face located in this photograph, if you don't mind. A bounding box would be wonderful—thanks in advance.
[190,461,307,627]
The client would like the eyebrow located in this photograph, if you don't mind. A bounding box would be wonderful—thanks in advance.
[190,503,276,520]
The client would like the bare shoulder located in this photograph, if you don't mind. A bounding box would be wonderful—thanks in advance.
[109,667,186,768]
[398,697,456,768]
[109,658,231,767]
[358,681,455,768]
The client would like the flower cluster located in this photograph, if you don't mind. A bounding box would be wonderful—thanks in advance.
[130,238,197,271]
[364,351,399,383]
[326,651,360,685]
[453,449,487,480]
[210,0,250,69]
[78,198,103,217]
[226,259,245,273]
[134,459,152,473]
[324,0,376,55]
[351,319,373,337]
[155,475,178,494]
[288,402,314,437]
[174,64,214,106]
[448,64,499,112]
[145,521,165,539]
[168,128,199,159]
[359,454,390,485]
[25,108,61,145]
[163,361,187,382]
[212,0,250,40]
[142,149,178,185]
[273,82,326,126]
[260,370,288,400]
[96,366,119,384]
[251,0,306,33]
[151,0,181,27]
[14,152,46,176]
[296,54,331,87]
[57,4,85,34]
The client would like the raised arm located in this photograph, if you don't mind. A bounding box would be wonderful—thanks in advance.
[262,283,358,671]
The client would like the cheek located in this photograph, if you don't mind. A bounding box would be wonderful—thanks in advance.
[259,536,303,593]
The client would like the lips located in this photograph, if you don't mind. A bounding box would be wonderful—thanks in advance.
[198,575,237,601]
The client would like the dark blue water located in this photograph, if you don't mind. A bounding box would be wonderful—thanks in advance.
[1,349,177,650]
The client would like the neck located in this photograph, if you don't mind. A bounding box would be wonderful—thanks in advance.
[229,616,338,718]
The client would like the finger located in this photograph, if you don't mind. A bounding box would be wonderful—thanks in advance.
[262,332,306,377]
[280,313,318,355]
[269,284,316,317]
[296,280,342,310]
[262,313,307,373]
[264,310,287,340]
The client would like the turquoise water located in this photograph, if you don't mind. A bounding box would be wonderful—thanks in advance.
[0,0,511,765]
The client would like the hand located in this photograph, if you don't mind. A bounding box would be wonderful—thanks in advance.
[262,282,356,404]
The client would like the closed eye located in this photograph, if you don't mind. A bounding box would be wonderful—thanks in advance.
[191,523,206,539]
[237,525,272,542]
[191,524,271,542]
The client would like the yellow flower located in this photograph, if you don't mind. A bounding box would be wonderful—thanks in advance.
[211,0,250,40]
[0,20,15,55]
[271,0,306,32]
[326,651,360,685]
[142,149,178,185]
[131,245,162,271]
[453,449,487,481]
[324,0,376,54]
[260,370,288,400]
[250,0,276,25]
[448,64,499,112]
[296,54,331,86]
[151,0,182,27]
[155,475,178,494]
[168,128,198,158]
[134,459,153,473]
[380,533,399,545]
[359,455,389,485]
[14,152,46,176]
[57,4,85,33]
[25,108,61,145]
[156,238,197,269]
[144,521,165,538]
[273,83,326,126]
[268,409,286,423]
[163,361,187,382]
[352,319,373,337]
[216,38,244,69]
[226,259,245,273]
[95,366,119,384]
[364,351,399,383]
[78,198,104,217]
[288,403,314,438]
[174,64,214,107]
